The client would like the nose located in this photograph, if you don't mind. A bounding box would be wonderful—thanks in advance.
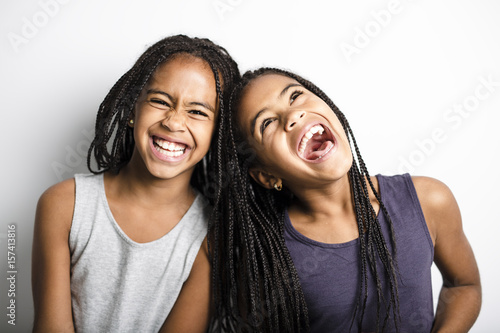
[161,110,186,132]
[285,110,305,132]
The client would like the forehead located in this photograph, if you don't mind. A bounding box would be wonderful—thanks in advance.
[241,74,297,104]
[238,74,298,117]
[152,54,212,81]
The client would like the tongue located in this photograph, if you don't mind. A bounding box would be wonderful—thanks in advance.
[304,140,334,160]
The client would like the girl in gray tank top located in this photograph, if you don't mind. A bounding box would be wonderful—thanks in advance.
[210,68,481,332]
[32,35,239,333]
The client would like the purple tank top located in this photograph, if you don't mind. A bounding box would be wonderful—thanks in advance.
[284,174,434,332]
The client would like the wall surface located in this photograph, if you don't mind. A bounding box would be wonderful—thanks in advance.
[1,0,499,332]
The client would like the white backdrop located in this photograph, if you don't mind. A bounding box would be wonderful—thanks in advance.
[1,0,499,332]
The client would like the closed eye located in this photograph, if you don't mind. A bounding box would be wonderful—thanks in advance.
[290,90,303,104]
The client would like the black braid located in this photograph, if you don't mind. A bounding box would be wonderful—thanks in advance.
[210,67,400,332]
[87,34,240,198]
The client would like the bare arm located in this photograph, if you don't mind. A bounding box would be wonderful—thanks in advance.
[32,179,76,333]
[413,176,481,333]
[159,237,212,333]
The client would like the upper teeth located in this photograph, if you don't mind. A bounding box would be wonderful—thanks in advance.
[298,125,324,155]
[154,137,186,153]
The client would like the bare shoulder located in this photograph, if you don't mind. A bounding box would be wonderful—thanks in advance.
[40,177,75,201]
[411,176,461,244]
[32,178,77,331]
[411,176,454,200]
[35,178,76,233]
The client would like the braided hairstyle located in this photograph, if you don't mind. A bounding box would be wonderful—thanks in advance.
[87,34,240,196]
[209,68,400,332]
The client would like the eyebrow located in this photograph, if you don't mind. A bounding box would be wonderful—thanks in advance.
[250,82,303,136]
[147,89,172,100]
[279,83,302,99]
[147,89,215,113]
[188,101,216,113]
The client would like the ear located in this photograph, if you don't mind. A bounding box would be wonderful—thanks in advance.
[249,167,278,190]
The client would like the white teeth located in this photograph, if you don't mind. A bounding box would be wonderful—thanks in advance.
[154,145,184,157]
[298,125,325,155]
[153,137,186,154]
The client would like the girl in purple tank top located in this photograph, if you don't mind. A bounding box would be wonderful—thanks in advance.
[209,68,481,332]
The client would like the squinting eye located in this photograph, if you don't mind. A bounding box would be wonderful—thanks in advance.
[189,110,209,117]
[260,118,274,134]
[290,90,303,104]
[151,99,170,107]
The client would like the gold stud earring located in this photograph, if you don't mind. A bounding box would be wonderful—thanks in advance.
[129,119,134,126]
[273,182,282,191]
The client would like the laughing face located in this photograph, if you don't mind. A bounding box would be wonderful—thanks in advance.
[128,54,217,181]
[237,73,353,191]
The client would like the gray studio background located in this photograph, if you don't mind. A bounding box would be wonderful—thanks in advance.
[1,0,499,332]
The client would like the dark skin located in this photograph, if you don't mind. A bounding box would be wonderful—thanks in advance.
[416,176,481,333]
[238,73,481,332]
[32,55,216,333]
[31,177,211,333]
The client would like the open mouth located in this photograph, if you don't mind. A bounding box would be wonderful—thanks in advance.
[152,136,189,157]
[297,124,335,161]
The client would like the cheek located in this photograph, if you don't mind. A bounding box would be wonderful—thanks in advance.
[190,121,216,147]
[133,111,153,137]
[134,106,156,127]
[337,140,354,171]
[338,129,351,148]
[259,144,291,172]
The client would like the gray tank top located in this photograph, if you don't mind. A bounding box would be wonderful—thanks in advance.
[69,173,209,333]
[284,174,434,332]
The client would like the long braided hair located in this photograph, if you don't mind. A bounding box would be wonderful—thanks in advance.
[209,68,400,332]
[87,34,240,196]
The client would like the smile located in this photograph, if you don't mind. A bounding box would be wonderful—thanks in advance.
[150,136,191,161]
[297,123,336,162]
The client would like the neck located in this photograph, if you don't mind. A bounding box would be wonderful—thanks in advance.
[287,174,355,224]
[109,159,196,210]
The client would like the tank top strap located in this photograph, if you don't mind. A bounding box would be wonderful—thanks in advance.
[376,173,434,258]
[69,173,103,253]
